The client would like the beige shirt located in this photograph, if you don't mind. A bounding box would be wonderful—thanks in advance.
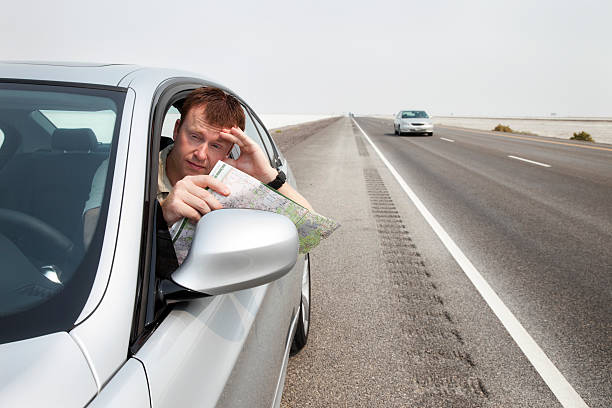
[157,144,174,202]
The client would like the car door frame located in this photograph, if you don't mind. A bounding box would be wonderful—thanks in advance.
[129,78,204,352]
[129,78,292,350]
[128,79,302,407]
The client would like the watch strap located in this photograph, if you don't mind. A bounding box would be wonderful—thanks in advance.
[266,170,286,190]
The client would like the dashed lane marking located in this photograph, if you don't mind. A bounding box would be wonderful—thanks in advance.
[436,124,612,153]
[353,118,590,408]
[440,137,455,143]
[508,155,551,168]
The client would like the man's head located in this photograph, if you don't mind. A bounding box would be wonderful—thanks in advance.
[168,87,245,181]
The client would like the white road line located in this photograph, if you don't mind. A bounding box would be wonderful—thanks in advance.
[352,118,589,408]
[440,137,455,143]
[508,155,551,168]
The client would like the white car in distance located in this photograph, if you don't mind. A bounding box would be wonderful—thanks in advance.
[394,110,434,136]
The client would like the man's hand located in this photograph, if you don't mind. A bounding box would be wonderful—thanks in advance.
[161,174,230,226]
[220,127,277,184]
[219,126,314,211]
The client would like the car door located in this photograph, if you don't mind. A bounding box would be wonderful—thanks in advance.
[131,82,301,408]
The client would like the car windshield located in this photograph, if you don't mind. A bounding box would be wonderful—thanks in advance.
[402,111,429,118]
[0,82,125,344]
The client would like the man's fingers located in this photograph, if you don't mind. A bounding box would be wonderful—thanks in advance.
[180,190,212,216]
[184,175,230,196]
[188,184,224,211]
[168,199,201,224]
[218,131,245,148]
[181,204,202,222]
[220,127,258,151]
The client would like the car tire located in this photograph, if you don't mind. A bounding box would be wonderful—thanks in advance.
[394,125,397,135]
[290,253,311,355]
[428,132,433,136]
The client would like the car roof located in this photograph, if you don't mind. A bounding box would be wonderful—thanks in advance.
[0,61,145,87]
[0,61,220,89]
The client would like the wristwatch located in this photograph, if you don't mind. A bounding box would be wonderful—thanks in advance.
[266,170,286,190]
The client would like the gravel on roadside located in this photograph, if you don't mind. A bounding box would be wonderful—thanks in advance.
[269,117,343,155]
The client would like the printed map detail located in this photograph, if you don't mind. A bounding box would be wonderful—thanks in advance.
[169,219,195,265]
[171,161,340,264]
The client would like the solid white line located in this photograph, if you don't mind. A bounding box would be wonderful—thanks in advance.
[440,137,455,143]
[508,155,551,167]
[352,118,589,408]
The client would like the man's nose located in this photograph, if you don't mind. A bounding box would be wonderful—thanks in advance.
[194,143,208,161]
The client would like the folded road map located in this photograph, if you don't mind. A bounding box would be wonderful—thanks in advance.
[170,161,340,264]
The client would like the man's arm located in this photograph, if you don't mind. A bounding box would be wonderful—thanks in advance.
[220,127,313,211]
[268,172,313,211]
[162,125,312,226]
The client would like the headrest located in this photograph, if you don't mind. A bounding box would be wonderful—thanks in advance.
[51,128,98,152]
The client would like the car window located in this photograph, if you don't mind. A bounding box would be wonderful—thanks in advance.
[401,111,428,119]
[161,106,180,138]
[249,109,276,163]
[242,105,270,161]
[40,109,117,143]
[0,82,126,344]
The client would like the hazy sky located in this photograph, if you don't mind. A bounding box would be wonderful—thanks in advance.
[1,0,610,116]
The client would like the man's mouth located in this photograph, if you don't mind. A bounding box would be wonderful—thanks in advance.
[186,160,206,170]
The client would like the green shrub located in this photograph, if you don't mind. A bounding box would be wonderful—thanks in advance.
[274,129,282,133]
[493,124,513,132]
[570,131,594,142]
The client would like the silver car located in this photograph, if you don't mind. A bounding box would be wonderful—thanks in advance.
[0,61,311,407]
[393,110,434,136]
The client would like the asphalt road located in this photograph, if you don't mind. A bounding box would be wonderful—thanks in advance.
[279,117,611,407]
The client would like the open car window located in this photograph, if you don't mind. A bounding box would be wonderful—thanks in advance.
[241,105,270,161]
[161,106,180,139]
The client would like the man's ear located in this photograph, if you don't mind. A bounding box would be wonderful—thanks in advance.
[173,119,181,141]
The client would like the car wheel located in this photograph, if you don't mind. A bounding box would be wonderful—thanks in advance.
[428,132,433,136]
[291,253,311,355]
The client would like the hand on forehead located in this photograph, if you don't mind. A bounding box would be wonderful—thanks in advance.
[194,115,226,135]
[191,116,235,149]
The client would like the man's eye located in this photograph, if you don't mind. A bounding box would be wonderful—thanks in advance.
[191,134,200,141]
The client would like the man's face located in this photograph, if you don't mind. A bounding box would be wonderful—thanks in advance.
[171,105,234,179]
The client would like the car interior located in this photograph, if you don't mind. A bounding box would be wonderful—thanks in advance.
[0,88,115,321]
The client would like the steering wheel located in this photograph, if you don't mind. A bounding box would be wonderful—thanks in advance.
[0,208,75,263]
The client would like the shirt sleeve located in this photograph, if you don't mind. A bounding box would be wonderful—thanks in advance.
[83,159,109,214]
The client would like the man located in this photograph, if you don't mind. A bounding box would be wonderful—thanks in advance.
[83,87,311,246]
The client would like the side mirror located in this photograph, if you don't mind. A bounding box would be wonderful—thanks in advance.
[169,209,298,296]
